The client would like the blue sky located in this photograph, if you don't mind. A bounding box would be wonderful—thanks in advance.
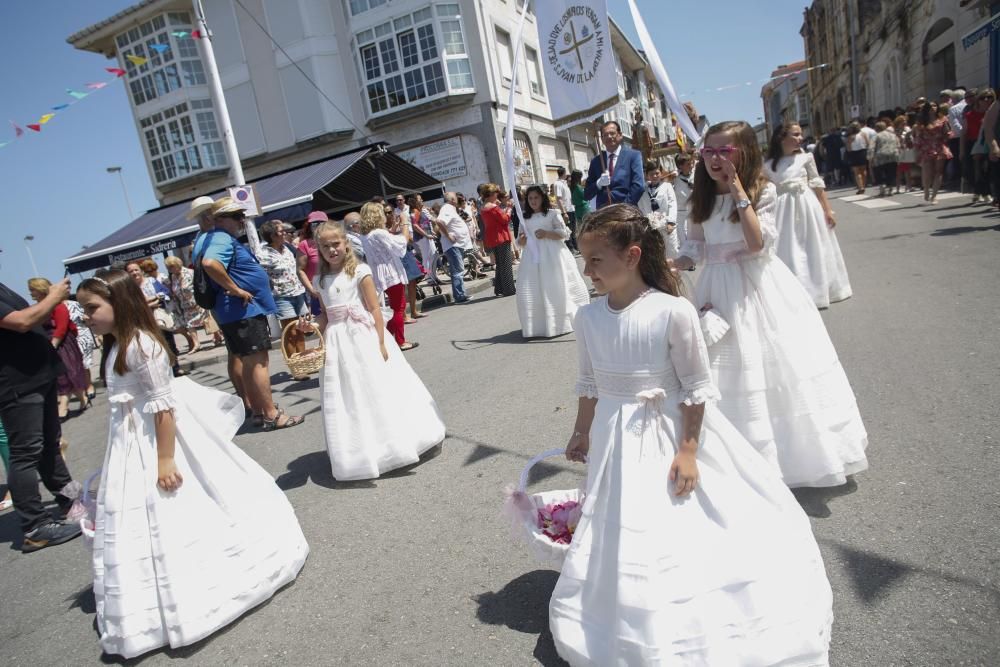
[0,0,806,294]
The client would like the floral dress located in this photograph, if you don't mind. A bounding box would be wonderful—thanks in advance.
[913,118,953,161]
[167,267,204,329]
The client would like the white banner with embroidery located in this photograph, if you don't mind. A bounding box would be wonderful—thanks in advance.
[535,1,619,131]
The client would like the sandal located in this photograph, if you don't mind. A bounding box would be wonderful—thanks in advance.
[262,406,304,431]
[400,342,420,351]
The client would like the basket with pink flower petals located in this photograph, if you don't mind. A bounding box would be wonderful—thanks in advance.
[66,468,101,549]
[502,448,584,568]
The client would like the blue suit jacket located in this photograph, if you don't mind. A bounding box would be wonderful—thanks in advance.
[583,147,645,208]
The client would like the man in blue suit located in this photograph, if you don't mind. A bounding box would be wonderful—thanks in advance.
[584,121,646,208]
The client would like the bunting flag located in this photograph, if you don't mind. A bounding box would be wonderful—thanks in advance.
[27,124,41,132]
[191,29,204,39]
[126,54,148,66]
[66,89,89,99]
[106,67,126,77]
[51,103,70,111]
[171,30,189,38]
[0,142,8,149]
[149,44,170,53]
[86,82,108,90]
[38,114,55,124]
[11,121,24,137]
[675,63,830,99]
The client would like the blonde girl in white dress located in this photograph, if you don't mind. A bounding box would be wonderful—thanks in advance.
[549,204,832,666]
[516,185,590,338]
[673,121,868,488]
[764,123,853,307]
[76,269,308,660]
[313,221,445,481]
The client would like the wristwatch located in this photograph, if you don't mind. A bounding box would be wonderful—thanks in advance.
[735,198,751,209]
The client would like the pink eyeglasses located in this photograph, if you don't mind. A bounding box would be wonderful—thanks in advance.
[699,145,738,160]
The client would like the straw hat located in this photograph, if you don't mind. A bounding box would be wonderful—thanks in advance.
[211,196,244,217]
[185,195,215,220]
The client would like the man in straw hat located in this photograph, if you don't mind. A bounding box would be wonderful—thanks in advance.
[193,197,305,430]
[185,195,224,347]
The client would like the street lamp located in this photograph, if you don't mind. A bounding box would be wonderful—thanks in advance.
[23,235,39,276]
[107,166,135,221]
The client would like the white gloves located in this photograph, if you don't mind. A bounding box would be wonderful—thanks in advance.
[596,172,611,188]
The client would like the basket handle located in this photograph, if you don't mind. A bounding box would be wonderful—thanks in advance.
[518,448,566,493]
[80,468,102,505]
[280,320,323,362]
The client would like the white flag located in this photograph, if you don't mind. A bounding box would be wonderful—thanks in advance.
[535,1,619,131]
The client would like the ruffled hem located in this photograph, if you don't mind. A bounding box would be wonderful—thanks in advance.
[574,382,598,399]
[141,396,176,414]
[679,383,722,406]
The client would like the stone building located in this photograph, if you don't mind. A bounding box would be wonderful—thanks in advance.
[800,0,996,133]
[760,61,812,138]
[67,0,677,210]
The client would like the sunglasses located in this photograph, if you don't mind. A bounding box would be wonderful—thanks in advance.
[699,145,738,160]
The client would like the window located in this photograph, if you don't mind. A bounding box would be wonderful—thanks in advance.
[525,46,543,97]
[349,0,387,16]
[496,28,514,84]
[115,12,203,108]
[354,4,474,116]
[140,100,224,184]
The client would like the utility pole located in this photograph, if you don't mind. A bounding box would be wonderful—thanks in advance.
[847,0,859,119]
[106,166,135,221]
[192,0,261,254]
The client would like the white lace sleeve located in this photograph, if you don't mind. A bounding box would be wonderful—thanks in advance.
[755,183,779,253]
[804,154,826,189]
[573,309,598,398]
[127,332,176,414]
[668,300,720,406]
[678,217,705,263]
[549,210,571,240]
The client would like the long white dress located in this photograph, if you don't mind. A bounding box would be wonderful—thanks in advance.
[516,209,590,338]
[93,333,309,659]
[549,291,833,666]
[763,153,852,307]
[316,265,445,480]
[681,184,868,487]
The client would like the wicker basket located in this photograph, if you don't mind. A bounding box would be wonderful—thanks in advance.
[502,448,584,568]
[282,320,325,376]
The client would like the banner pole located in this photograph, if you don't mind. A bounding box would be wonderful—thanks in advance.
[592,120,612,206]
[504,0,532,258]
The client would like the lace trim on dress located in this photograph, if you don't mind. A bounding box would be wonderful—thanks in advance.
[678,381,722,406]
[574,381,598,399]
[593,369,679,399]
[141,388,177,414]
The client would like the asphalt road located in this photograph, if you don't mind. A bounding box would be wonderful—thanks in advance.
[1,190,998,666]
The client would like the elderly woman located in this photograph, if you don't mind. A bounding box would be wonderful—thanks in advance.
[125,262,187,376]
[27,278,90,419]
[258,219,309,379]
[164,255,204,354]
[360,201,418,351]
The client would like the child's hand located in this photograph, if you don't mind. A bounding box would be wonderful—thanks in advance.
[534,229,547,240]
[565,431,589,463]
[720,156,741,188]
[699,302,714,313]
[157,458,183,492]
[379,342,389,361]
[669,451,698,496]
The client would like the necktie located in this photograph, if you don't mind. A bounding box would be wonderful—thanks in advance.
[608,151,616,177]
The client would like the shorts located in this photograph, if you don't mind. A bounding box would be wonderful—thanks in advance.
[897,162,912,173]
[219,314,273,357]
[846,149,868,167]
[273,293,308,319]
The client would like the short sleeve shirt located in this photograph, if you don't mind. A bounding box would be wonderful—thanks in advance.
[193,229,276,324]
[438,203,472,252]
[258,245,305,297]
[0,283,64,405]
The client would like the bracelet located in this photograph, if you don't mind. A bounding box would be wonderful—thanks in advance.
[572,431,586,438]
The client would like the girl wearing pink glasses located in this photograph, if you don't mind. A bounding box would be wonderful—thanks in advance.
[672,121,868,489]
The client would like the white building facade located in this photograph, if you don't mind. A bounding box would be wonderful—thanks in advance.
[69,0,677,211]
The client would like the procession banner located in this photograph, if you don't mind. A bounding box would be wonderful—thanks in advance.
[626,0,700,145]
[504,0,535,261]
[535,1,619,131]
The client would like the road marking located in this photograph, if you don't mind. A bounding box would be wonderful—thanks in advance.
[854,198,902,208]
[839,194,871,202]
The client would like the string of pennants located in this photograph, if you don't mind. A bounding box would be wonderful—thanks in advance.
[677,63,829,98]
[1,30,206,151]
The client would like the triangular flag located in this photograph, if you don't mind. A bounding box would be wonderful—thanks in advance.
[10,121,23,137]
[171,30,189,38]
[67,89,89,99]
[106,67,126,77]
[0,141,8,149]
[126,54,148,66]
[39,114,55,124]
[191,29,203,39]
[149,44,170,53]
[86,82,108,90]
[27,124,41,132]
[51,104,70,111]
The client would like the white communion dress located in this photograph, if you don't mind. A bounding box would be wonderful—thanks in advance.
[516,209,590,338]
[763,153,852,307]
[93,333,309,659]
[549,291,833,666]
[681,184,868,487]
[316,265,445,480]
